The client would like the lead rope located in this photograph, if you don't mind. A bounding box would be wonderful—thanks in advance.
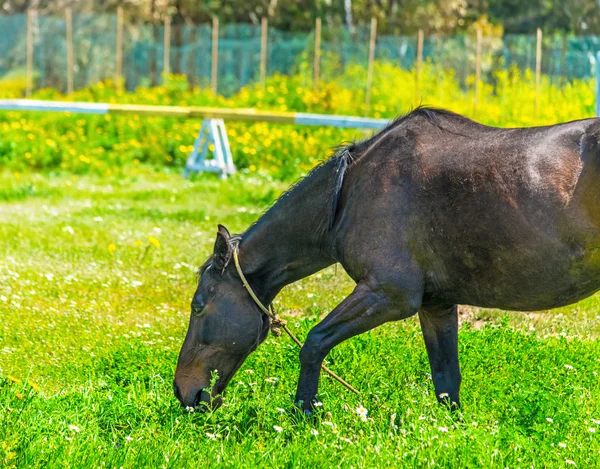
[232,247,360,395]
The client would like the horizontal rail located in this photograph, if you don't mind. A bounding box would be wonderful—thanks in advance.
[0,99,390,129]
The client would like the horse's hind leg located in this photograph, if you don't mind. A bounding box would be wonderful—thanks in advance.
[418,305,462,408]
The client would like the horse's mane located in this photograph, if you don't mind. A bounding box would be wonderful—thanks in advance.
[198,106,463,276]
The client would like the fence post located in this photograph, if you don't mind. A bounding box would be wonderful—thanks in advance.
[26,9,34,97]
[365,17,377,114]
[211,17,219,94]
[415,29,424,106]
[535,27,542,119]
[596,51,600,117]
[560,34,567,88]
[65,7,74,94]
[260,17,268,88]
[313,17,321,91]
[474,28,482,117]
[163,16,171,76]
[115,6,123,89]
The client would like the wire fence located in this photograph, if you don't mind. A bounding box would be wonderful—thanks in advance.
[0,12,599,96]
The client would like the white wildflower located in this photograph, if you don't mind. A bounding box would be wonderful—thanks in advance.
[273,425,283,433]
[438,392,449,399]
[205,433,218,440]
[438,426,449,433]
[310,429,319,436]
[44,273,54,281]
[0,295,7,302]
[558,442,567,448]
[588,427,596,433]
[185,406,195,413]
[68,425,80,433]
[276,407,286,413]
[565,459,576,466]
[546,417,553,423]
[591,418,600,425]
[313,401,323,407]
[125,436,133,441]
[356,405,368,422]
[564,364,574,370]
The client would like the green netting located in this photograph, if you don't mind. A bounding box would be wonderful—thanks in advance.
[0,12,597,96]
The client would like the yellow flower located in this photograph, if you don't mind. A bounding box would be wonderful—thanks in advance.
[148,236,160,248]
[108,244,117,253]
[134,240,142,247]
[27,380,40,392]
[15,393,23,400]
[8,375,21,383]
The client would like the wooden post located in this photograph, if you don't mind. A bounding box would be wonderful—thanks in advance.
[26,9,34,97]
[474,28,482,116]
[535,27,542,119]
[65,7,73,94]
[313,17,321,91]
[415,29,424,106]
[365,17,377,114]
[163,16,171,75]
[115,6,123,89]
[596,50,600,117]
[211,17,219,94]
[560,34,567,89]
[260,16,268,87]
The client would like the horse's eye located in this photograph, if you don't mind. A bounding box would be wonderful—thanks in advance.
[191,299,205,316]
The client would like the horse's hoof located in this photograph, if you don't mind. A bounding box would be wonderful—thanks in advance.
[292,397,323,417]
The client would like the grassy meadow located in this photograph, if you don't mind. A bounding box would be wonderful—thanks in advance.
[1,63,600,467]
[1,169,600,468]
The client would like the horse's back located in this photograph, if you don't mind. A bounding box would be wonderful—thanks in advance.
[337,112,600,311]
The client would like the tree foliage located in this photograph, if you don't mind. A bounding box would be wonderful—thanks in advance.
[2,0,599,34]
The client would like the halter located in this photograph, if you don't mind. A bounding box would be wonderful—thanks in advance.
[232,246,360,395]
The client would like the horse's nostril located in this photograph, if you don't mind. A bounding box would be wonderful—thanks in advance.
[173,382,183,403]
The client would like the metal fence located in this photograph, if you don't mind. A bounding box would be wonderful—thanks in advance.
[0,12,598,96]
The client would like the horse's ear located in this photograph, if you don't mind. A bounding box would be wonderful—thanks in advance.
[213,225,233,273]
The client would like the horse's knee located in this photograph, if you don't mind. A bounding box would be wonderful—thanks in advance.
[299,331,325,367]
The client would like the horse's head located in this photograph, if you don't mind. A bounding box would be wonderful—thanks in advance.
[174,225,269,410]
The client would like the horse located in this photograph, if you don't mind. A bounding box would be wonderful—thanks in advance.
[174,107,600,413]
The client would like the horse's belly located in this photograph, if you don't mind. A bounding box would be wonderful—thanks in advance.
[429,244,600,311]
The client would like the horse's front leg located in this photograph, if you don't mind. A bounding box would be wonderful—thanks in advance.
[418,305,461,408]
[294,275,423,413]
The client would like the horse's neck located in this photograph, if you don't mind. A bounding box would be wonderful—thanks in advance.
[238,161,338,302]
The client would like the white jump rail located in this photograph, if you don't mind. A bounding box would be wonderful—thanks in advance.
[0,99,390,129]
[0,99,391,177]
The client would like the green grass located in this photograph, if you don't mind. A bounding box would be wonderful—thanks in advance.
[1,169,600,468]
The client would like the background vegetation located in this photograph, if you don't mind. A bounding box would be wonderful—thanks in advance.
[0,62,595,179]
[2,0,600,35]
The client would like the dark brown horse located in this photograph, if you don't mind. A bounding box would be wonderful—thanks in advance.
[174,107,600,413]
